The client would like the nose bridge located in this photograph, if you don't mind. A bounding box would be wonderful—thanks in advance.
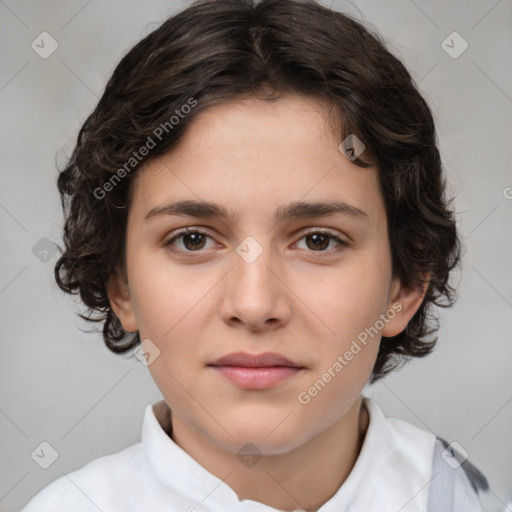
[222,233,289,327]
[233,234,278,295]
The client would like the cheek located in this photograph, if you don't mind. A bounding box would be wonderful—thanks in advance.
[303,259,391,336]
[128,250,213,331]
[295,255,392,390]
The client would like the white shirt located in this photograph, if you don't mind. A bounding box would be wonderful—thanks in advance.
[20,396,437,512]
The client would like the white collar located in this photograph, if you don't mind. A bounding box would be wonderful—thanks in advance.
[141,396,396,511]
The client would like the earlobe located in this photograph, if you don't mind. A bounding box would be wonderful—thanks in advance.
[106,273,138,333]
[381,276,429,338]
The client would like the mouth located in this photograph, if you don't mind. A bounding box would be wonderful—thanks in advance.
[208,352,305,390]
[208,365,305,390]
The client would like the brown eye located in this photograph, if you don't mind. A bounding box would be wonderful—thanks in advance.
[181,232,207,250]
[165,228,214,252]
[296,230,349,253]
[305,233,330,251]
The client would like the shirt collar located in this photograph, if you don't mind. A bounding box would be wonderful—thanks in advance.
[141,399,279,510]
[318,396,394,511]
[141,395,393,511]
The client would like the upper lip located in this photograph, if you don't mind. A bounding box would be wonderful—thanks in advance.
[209,351,302,368]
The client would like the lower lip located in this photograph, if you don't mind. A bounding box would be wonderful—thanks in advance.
[210,365,303,389]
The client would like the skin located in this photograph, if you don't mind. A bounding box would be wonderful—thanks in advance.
[107,93,427,511]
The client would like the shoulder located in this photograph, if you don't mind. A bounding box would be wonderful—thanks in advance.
[428,436,489,512]
[364,397,438,478]
[20,443,145,512]
[364,397,488,512]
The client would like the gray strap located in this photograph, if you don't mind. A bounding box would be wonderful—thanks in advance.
[428,438,455,510]
[437,437,489,495]
[428,437,489,512]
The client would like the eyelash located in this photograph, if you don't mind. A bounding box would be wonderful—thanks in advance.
[163,227,350,256]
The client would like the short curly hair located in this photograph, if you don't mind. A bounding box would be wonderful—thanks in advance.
[54,0,460,383]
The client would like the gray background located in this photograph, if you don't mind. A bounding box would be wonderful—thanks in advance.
[1,1,511,511]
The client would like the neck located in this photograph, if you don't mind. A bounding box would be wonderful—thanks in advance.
[168,396,370,511]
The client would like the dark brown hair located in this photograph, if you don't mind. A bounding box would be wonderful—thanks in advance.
[54,0,460,383]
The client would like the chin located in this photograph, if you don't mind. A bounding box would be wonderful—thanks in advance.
[213,416,305,455]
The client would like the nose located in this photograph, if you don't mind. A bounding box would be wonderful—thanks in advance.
[219,237,291,332]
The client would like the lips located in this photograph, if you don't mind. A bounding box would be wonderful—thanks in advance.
[208,352,304,390]
[208,351,302,368]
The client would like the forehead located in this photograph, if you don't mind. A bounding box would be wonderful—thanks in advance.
[130,94,384,227]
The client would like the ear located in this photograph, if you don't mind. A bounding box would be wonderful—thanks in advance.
[381,275,430,338]
[106,271,138,333]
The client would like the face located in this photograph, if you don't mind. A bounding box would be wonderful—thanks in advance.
[108,94,423,455]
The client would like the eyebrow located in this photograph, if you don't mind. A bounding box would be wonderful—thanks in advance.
[144,199,369,224]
